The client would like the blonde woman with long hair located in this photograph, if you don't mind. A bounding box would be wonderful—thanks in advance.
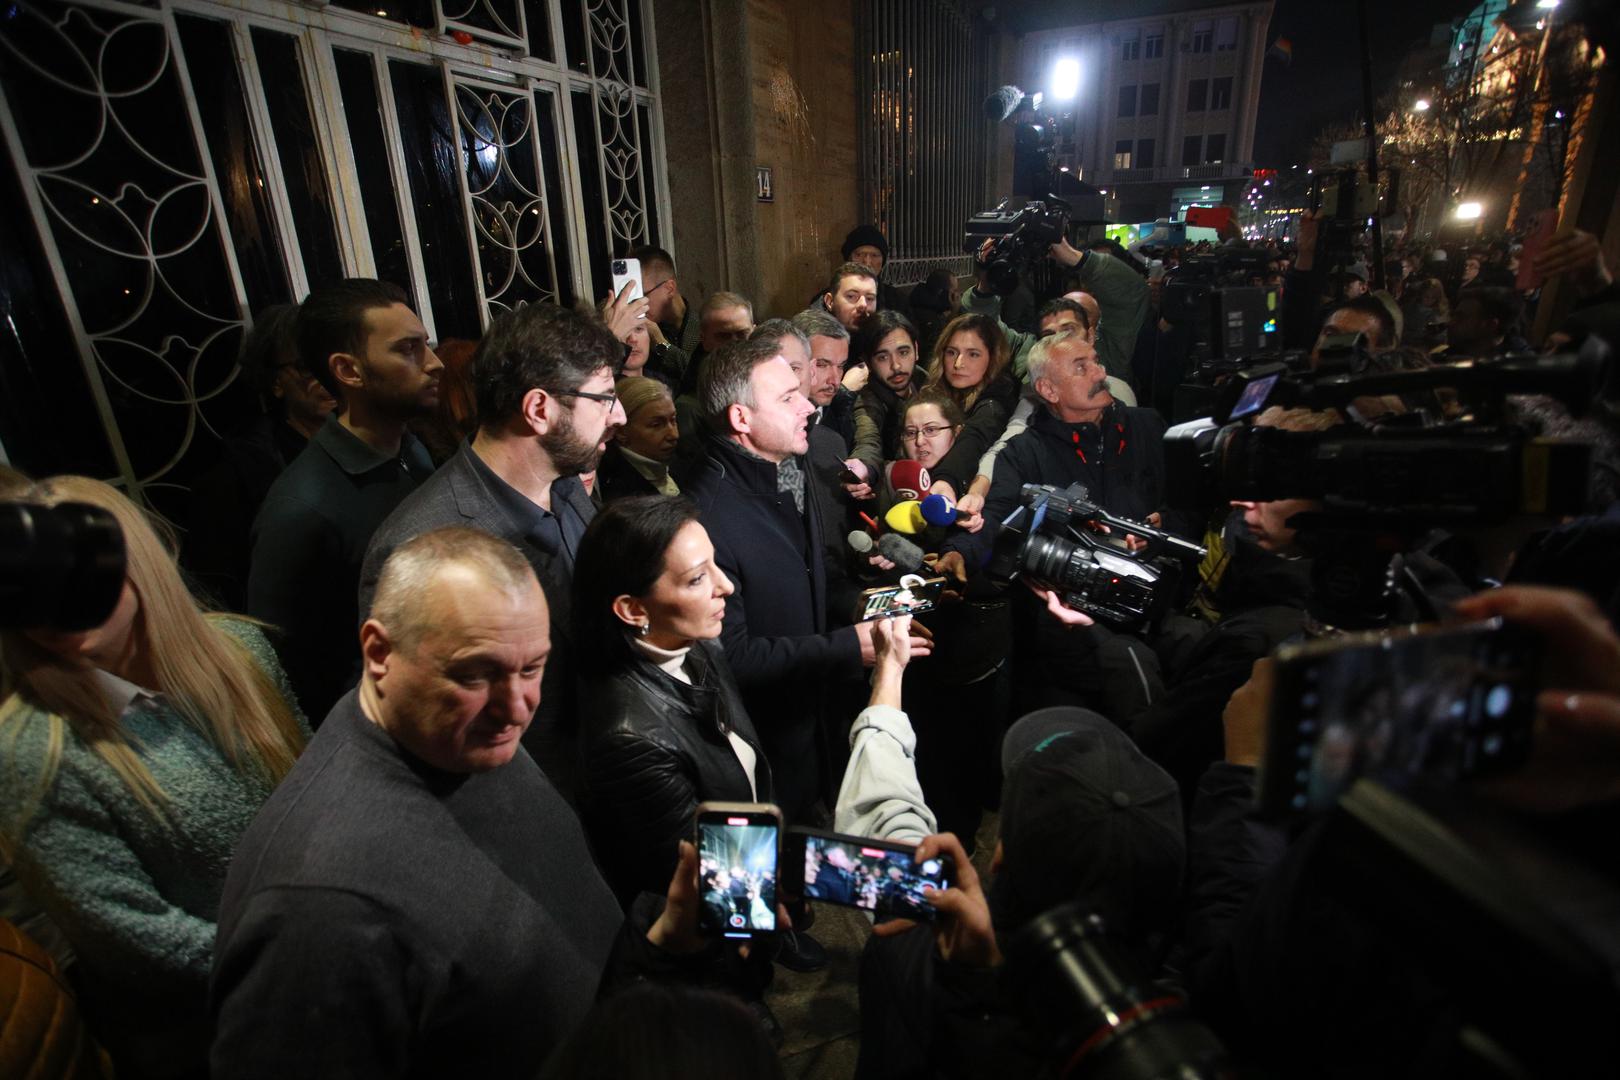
[0,476,307,1079]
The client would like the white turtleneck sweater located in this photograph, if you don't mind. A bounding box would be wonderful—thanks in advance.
[631,637,757,799]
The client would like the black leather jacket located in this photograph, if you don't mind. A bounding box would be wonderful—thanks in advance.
[578,640,774,902]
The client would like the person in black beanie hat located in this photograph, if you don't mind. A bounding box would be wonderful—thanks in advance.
[836,224,904,315]
[992,707,1185,942]
[853,707,1185,1079]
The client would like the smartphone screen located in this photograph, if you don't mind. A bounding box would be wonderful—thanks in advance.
[1259,620,1540,819]
[695,804,780,940]
[793,828,953,920]
[855,576,945,622]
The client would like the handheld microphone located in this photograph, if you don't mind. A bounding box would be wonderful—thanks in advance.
[919,493,957,527]
[884,501,927,535]
[847,530,876,555]
[876,532,927,574]
[885,460,931,502]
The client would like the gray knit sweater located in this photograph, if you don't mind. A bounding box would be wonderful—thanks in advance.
[0,618,305,1077]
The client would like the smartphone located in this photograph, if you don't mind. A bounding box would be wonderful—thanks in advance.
[610,257,643,303]
[1257,619,1540,819]
[790,827,953,921]
[854,575,946,622]
[694,802,781,940]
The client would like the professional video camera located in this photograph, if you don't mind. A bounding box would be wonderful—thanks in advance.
[0,502,126,631]
[1163,340,1615,628]
[963,196,1072,297]
[988,482,1206,631]
[1309,166,1395,279]
[1003,905,1230,1079]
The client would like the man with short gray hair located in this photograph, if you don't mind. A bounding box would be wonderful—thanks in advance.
[213,527,707,1079]
[790,308,856,448]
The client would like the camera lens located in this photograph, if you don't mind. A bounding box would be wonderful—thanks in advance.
[1004,905,1229,1080]
[0,502,126,631]
[1023,532,1103,599]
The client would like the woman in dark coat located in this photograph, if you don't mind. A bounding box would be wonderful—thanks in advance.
[573,496,772,903]
[919,313,1020,515]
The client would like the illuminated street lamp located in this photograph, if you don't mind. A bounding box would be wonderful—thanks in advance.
[1413,98,1431,112]
[1050,58,1080,102]
[1455,201,1483,221]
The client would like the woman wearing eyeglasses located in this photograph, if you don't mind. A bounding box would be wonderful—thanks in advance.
[864,390,1008,850]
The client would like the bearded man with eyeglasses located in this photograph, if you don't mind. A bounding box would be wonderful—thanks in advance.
[357,303,627,804]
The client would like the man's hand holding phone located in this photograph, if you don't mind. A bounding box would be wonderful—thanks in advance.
[872,832,1000,968]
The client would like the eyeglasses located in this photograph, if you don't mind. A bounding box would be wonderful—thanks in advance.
[554,388,619,407]
[902,423,952,440]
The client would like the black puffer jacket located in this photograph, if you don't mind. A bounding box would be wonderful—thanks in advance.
[928,372,1022,496]
[579,639,773,903]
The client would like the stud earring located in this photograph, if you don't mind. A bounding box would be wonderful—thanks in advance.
[637,622,651,637]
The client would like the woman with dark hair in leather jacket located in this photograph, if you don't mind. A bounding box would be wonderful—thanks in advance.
[573,495,773,904]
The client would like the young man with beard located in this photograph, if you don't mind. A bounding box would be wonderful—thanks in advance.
[249,279,442,722]
[358,303,625,801]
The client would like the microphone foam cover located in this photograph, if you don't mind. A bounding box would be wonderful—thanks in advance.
[847,530,875,554]
[885,460,931,502]
[919,493,957,527]
[884,501,927,535]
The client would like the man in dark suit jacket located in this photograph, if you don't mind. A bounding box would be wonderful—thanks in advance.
[683,337,928,822]
[358,304,625,802]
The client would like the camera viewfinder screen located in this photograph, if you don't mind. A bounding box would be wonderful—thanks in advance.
[698,820,778,938]
[801,834,950,920]
[1229,372,1280,420]
[1264,622,1537,817]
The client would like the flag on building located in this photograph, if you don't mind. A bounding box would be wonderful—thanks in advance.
[1268,36,1293,65]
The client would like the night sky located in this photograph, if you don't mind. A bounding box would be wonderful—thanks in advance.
[1252,0,1480,168]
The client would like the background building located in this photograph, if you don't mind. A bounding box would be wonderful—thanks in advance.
[1007,0,1273,224]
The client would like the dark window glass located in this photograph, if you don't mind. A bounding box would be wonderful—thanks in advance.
[389,58,481,340]
[175,13,293,314]
[627,0,648,88]
[561,0,589,75]
[1187,78,1207,112]
[1183,134,1201,167]
[1211,76,1233,110]
[1122,35,1139,61]
[251,28,347,292]
[533,89,576,307]
[1137,138,1155,168]
[1140,83,1160,116]
[1144,32,1163,59]
[333,49,413,294]
[328,0,434,29]
[524,0,554,61]
[1118,84,1136,118]
[0,144,116,479]
[637,102,662,250]
[1192,22,1212,53]
[571,88,611,299]
[1206,133,1226,163]
[437,0,525,46]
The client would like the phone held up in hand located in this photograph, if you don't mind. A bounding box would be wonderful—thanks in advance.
[694,802,781,941]
[610,257,643,303]
[789,827,954,921]
[1258,618,1541,820]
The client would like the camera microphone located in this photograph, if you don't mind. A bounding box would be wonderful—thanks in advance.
[919,493,957,527]
[884,501,928,535]
[886,459,931,501]
[877,532,927,574]
[983,84,1026,123]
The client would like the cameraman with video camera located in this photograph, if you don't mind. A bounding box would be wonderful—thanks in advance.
[938,328,1169,722]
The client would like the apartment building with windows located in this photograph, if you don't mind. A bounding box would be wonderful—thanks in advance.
[1017,0,1274,222]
